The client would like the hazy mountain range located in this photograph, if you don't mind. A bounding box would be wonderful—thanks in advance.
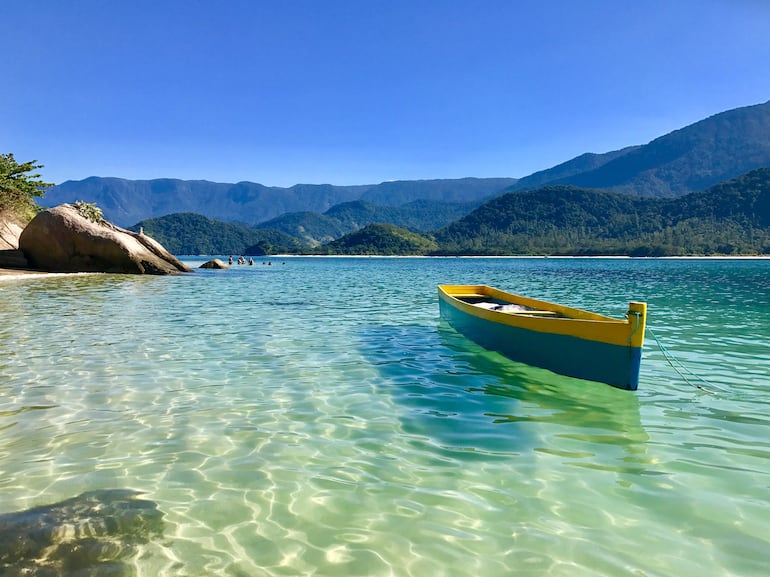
[507,100,770,196]
[44,100,770,228]
[46,177,515,228]
[131,165,770,256]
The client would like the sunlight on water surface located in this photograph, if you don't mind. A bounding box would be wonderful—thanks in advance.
[1,257,769,576]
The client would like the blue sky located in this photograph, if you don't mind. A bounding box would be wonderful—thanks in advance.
[3,0,770,186]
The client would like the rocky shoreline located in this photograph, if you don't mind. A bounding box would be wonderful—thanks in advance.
[0,204,190,275]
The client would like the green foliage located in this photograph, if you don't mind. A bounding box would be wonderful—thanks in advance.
[432,169,770,256]
[243,229,306,255]
[0,153,53,220]
[257,199,481,246]
[244,240,273,256]
[130,213,308,255]
[318,223,438,255]
[257,211,349,246]
[73,201,105,224]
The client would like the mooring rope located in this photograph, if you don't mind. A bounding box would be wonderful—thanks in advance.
[626,310,642,344]
[646,327,727,394]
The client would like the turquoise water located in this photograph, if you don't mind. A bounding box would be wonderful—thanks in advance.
[1,257,769,576]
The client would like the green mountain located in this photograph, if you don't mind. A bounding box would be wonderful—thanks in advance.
[326,199,481,232]
[129,213,306,255]
[510,100,770,197]
[255,211,348,246]
[433,167,770,256]
[318,223,438,255]
[663,166,770,226]
[259,199,480,246]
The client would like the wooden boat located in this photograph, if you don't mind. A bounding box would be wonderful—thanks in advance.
[438,285,647,390]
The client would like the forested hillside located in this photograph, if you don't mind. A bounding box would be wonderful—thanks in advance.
[434,167,770,256]
[318,223,438,256]
[255,212,348,246]
[129,213,305,255]
[258,199,481,245]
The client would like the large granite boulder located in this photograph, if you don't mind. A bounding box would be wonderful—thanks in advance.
[19,204,192,274]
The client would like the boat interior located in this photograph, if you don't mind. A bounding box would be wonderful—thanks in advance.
[460,297,563,317]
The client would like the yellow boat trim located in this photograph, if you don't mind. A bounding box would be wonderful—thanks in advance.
[438,285,646,349]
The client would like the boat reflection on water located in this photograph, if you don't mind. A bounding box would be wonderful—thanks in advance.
[361,320,652,479]
[437,320,655,478]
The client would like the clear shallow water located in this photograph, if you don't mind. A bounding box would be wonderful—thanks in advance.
[1,257,769,576]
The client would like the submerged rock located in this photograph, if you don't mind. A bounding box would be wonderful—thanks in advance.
[199,258,229,269]
[0,489,164,576]
[19,204,192,274]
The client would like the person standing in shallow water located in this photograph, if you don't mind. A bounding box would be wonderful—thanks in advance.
[228,256,233,265]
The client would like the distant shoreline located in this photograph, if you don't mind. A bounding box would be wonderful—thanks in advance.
[4,254,770,277]
[190,254,770,260]
[3,254,769,279]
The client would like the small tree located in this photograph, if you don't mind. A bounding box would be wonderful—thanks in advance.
[0,153,53,220]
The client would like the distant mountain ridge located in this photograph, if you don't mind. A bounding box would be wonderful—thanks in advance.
[510,100,770,196]
[510,146,642,192]
[44,100,770,226]
[45,177,515,227]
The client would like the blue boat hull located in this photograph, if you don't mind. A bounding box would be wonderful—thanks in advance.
[439,297,642,390]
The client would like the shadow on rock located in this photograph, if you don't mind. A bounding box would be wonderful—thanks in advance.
[0,489,164,577]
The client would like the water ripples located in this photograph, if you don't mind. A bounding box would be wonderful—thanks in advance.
[1,257,769,576]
